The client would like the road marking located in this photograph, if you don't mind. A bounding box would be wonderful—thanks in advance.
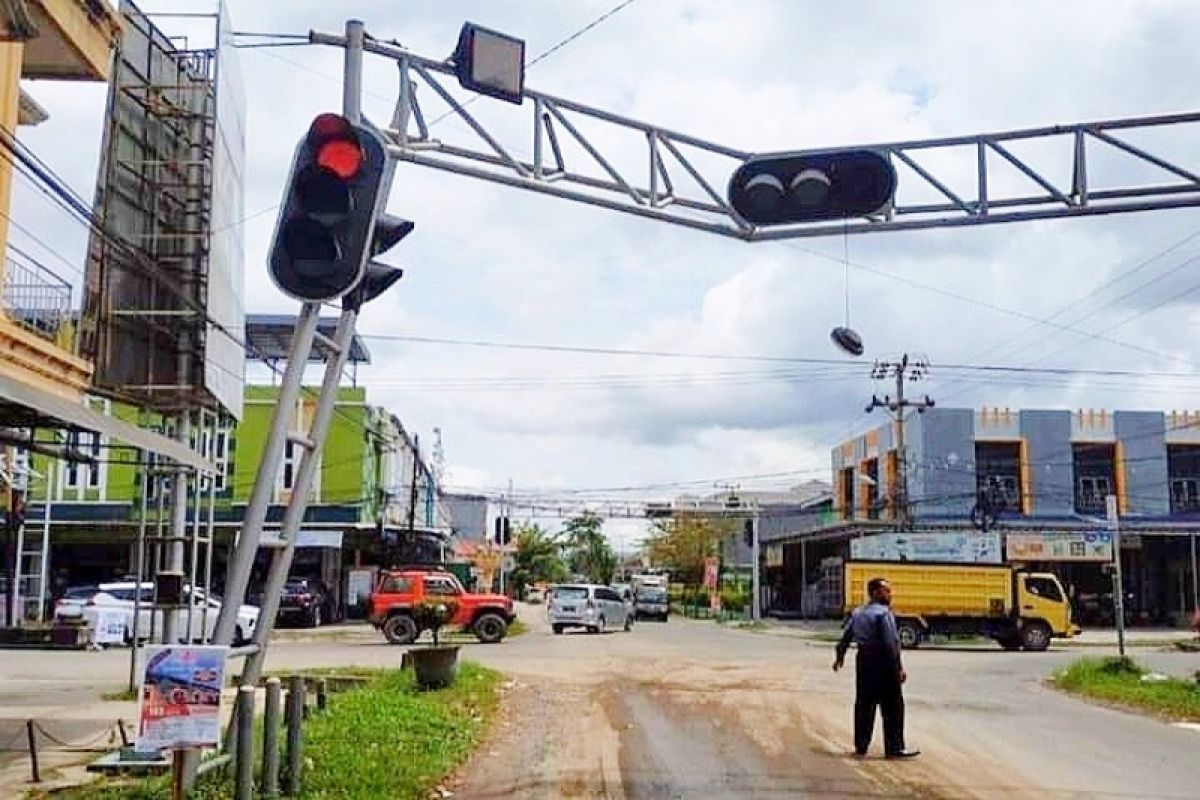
[1172,722,1200,733]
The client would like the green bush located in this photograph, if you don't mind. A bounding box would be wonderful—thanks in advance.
[720,585,749,613]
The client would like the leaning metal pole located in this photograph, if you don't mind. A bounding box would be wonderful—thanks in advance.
[212,305,320,646]
[239,306,361,689]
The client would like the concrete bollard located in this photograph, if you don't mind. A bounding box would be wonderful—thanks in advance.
[283,676,305,797]
[262,677,282,798]
[234,686,255,800]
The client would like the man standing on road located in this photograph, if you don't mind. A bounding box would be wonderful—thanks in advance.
[833,577,919,759]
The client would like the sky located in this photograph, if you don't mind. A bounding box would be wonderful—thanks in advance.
[12,1,1200,545]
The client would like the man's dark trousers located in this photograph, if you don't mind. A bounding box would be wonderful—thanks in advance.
[854,649,904,755]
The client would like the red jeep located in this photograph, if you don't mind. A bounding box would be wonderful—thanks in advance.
[368,568,515,644]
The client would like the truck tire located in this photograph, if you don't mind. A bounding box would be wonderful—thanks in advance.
[1020,621,1052,652]
[474,613,508,644]
[552,624,564,635]
[896,619,922,649]
[383,614,419,645]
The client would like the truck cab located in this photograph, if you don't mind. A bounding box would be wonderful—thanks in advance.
[1016,572,1076,649]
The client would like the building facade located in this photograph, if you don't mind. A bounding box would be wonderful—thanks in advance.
[829,407,1200,626]
[24,384,452,615]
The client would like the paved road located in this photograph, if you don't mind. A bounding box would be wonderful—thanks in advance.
[0,611,1197,797]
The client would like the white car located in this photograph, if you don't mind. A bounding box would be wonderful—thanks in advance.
[54,582,259,645]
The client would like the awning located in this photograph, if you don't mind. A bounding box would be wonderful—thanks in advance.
[0,372,216,473]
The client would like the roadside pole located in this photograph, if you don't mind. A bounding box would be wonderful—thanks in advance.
[1106,494,1126,658]
[750,507,761,621]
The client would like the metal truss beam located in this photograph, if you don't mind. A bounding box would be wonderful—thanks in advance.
[311,29,1200,241]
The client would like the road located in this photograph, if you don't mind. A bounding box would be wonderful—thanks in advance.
[0,612,1197,797]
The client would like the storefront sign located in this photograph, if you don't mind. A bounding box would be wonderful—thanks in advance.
[1006,531,1113,562]
[850,532,1002,563]
[137,645,227,752]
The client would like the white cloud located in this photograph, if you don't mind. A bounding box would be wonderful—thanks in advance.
[14,0,1200,539]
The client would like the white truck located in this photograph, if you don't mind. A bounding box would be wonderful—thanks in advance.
[630,573,670,621]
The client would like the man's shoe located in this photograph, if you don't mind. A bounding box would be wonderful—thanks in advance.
[885,749,920,759]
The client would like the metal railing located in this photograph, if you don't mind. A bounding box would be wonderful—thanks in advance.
[3,256,76,352]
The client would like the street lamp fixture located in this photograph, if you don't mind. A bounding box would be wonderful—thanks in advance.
[453,23,526,104]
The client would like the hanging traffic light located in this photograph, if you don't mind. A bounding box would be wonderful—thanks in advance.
[269,113,413,303]
[727,149,897,226]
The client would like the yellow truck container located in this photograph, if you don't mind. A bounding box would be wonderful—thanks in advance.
[844,561,1077,651]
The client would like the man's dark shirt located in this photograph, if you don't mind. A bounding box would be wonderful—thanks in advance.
[836,600,903,672]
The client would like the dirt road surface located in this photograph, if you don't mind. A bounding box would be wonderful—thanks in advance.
[1,610,1197,797]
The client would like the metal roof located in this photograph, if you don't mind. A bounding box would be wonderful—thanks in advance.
[244,314,371,364]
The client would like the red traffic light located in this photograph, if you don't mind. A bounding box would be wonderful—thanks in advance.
[308,113,363,179]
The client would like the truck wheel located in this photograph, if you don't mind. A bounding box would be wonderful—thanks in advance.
[552,624,564,635]
[474,613,508,644]
[1020,621,1052,652]
[896,619,922,649]
[383,614,419,645]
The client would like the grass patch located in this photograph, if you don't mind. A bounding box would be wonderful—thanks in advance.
[39,663,503,800]
[1053,657,1200,722]
[100,687,138,702]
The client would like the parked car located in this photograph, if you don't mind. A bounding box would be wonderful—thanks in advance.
[277,579,335,628]
[367,567,516,644]
[634,585,669,621]
[53,582,260,645]
[549,584,633,635]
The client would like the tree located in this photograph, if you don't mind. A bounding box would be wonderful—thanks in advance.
[643,514,730,587]
[510,522,568,593]
[563,512,617,584]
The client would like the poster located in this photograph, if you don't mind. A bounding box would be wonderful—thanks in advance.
[1006,531,1113,562]
[702,557,719,590]
[850,532,1002,563]
[92,609,128,645]
[137,645,227,751]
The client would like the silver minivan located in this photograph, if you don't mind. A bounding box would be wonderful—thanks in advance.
[549,584,632,634]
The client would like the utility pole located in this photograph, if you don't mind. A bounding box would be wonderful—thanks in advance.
[750,504,761,621]
[499,479,512,595]
[866,354,934,531]
[1107,494,1127,658]
[406,434,419,538]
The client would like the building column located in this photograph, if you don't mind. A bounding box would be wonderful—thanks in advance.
[0,43,23,289]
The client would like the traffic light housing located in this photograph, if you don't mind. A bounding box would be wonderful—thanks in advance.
[269,113,412,303]
[494,516,511,545]
[727,149,897,226]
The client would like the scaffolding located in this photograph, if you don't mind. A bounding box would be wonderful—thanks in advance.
[82,0,219,415]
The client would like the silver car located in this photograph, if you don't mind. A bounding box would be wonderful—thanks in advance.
[549,584,632,634]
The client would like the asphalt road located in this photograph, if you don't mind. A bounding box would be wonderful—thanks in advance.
[1,611,1198,797]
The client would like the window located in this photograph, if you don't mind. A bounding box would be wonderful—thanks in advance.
[1076,476,1111,512]
[380,575,413,594]
[595,588,617,602]
[1024,576,1064,603]
[555,586,589,601]
[64,431,101,491]
[1171,478,1200,512]
[200,429,231,492]
[423,576,461,596]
